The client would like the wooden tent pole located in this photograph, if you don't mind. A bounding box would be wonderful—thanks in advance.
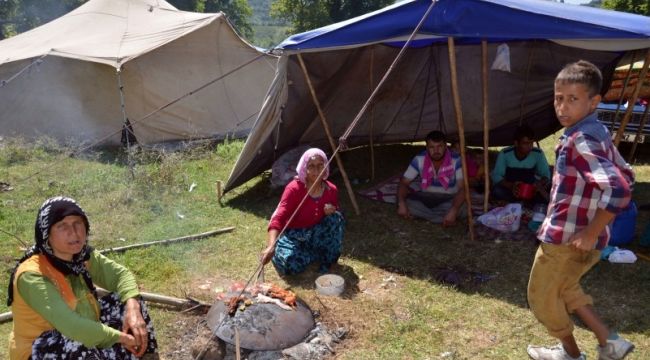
[447,37,475,241]
[297,53,361,215]
[611,50,638,133]
[481,40,490,213]
[370,48,376,180]
[614,48,650,147]
[518,47,534,125]
[628,97,650,162]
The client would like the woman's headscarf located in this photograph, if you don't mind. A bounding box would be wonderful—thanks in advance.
[7,196,97,306]
[296,148,329,184]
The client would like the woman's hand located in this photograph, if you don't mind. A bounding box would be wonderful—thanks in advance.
[260,245,275,265]
[323,203,336,216]
[122,297,148,357]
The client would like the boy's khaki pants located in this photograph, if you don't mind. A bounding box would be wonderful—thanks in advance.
[527,242,601,338]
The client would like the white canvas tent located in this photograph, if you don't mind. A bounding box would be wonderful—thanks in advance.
[225,0,650,192]
[0,0,277,145]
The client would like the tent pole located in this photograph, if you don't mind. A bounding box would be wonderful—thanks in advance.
[117,70,135,179]
[297,54,361,215]
[481,40,490,213]
[518,46,534,125]
[628,95,650,162]
[447,37,475,241]
[369,47,376,181]
[611,50,638,133]
[614,48,650,147]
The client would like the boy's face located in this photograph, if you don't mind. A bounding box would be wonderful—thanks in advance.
[554,82,601,128]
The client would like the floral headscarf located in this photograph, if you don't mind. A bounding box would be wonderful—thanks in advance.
[7,196,96,306]
[295,148,329,184]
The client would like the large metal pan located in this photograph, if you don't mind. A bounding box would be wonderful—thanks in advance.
[206,291,314,351]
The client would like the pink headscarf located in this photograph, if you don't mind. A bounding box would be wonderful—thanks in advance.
[296,148,329,184]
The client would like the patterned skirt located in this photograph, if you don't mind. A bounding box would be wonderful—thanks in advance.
[30,293,158,360]
[272,211,345,275]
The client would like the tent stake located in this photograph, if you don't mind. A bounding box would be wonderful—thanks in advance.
[481,40,490,213]
[297,53,361,215]
[614,48,650,147]
[447,37,475,241]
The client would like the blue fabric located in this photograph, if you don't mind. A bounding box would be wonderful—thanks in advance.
[272,212,345,275]
[276,0,650,52]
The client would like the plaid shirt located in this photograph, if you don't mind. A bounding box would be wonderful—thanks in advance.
[537,112,634,250]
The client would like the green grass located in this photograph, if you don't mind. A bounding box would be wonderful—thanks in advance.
[1,136,649,359]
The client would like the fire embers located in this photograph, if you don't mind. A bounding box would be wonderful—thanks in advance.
[217,282,297,316]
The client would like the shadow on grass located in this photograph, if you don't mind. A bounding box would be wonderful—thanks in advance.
[226,143,650,336]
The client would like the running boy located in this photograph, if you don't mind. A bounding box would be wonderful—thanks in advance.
[526,60,635,360]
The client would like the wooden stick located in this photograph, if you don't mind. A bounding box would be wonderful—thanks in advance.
[0,289,210,323]
[447,37,475,241]
[216,180,223,201]
[481,40,490,213]
[235,327,241,360]
[615,48,650,147]
[99,227,235,254]
[297,53,361,215]
[611,50,639,133]
[369,47,376,181]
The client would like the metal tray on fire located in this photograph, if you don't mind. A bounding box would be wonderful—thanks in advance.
[206,291,315,351]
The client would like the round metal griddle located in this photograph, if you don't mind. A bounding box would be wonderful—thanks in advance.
[206,291,314,351]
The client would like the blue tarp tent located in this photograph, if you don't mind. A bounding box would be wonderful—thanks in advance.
[226,0,650,192]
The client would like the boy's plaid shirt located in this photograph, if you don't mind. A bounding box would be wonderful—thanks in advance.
[537,113,635,250]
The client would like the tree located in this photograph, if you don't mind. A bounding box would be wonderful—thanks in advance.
[271,0,394,34]
[168,0,254,39]
[601,0,650,15]
[1,0,85,39]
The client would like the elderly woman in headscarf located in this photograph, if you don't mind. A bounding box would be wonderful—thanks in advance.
[260,148,345,275]
[7,196,158,360]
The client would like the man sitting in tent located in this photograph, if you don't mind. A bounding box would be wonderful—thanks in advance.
[490,125,551,204]
[397,131,466,226]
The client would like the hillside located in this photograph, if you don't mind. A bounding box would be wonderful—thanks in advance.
[249,0,290,48]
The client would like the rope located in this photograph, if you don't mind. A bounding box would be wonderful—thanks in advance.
[339,0,437,145]
[0,55,47,88]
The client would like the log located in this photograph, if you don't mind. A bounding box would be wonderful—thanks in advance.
[100,227,235,254]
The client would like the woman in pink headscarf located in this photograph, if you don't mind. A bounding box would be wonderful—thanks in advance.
[260,148,345,275]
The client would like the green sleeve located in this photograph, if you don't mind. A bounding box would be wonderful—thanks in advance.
[17,272,122,348]
[535,150,551,179]
[88,250,140,302]
[491,150,507,184]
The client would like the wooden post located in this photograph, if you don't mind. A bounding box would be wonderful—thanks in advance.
[481,40,490,213]
[369,48,376,181]
[447,37,475,241]
[614,48,650,147]
[611,50,638,133]
[297,53,361,215]
[518,48,534,124]
[628,99,650,162]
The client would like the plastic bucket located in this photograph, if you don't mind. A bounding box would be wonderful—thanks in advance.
[517,183,536,200]
[609,201,637,247]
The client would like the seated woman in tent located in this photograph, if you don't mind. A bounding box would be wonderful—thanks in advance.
[260,148,345,275]
[7,196,158,360]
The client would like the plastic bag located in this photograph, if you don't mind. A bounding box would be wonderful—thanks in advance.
[477,203,522,232]
[491,43,511,72]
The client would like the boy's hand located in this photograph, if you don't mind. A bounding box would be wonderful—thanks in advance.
[569,229,597,252]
